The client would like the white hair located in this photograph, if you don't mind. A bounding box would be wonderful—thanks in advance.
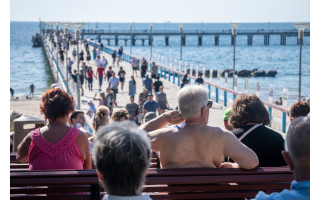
[177,85,208,119]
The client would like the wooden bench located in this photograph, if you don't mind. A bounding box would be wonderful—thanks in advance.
[10,153,160,169]
[10,167,293,200]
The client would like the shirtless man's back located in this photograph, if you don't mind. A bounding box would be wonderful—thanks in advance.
[143,85,259,169]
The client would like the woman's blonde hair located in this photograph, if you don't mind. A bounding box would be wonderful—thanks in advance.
[92,106,110,131]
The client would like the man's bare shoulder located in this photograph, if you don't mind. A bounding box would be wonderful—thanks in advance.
[148,126,177,137]
[204,125,231,137]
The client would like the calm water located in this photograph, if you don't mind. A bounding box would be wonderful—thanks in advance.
[11,22,310,104]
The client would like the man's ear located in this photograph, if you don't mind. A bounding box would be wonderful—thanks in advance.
[96,169,104,182]
[282,151,294,171]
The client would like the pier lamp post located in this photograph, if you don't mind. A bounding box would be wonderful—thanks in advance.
[229,23,240,91]
[178,23,184,61]
[108,23,111,44]
[61,22,71,90]
[294,23,309,101]
[70,22,86,110]
[149,23,154,62]
[129,23,134,54]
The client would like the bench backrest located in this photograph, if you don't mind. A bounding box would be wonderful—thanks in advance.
[11,167,293,200]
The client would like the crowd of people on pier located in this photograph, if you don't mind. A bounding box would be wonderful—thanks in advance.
[14,30,310,199]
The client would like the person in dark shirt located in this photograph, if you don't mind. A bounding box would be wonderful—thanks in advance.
[125,96,140,125]
[153,76,163,96]
[140,57,148,79]
[112,50,117,67]
[195,73,204,85]
[229,94,287,167]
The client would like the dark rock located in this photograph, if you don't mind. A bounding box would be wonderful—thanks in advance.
[238,69,252,77]
[251,69,266,77]
[221,69,235,77]
[267,70,277,77]
[251,68,258,73]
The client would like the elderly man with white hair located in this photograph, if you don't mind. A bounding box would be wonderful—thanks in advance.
[140,85,259,169]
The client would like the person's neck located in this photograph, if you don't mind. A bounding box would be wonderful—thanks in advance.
[294,164,310,182]
[185,117,206,126]
[48,118,67,126]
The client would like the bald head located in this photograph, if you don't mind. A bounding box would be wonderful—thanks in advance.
[286,116,310,160]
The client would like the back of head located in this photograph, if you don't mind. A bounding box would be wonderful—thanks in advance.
[289,101,310,119]
[177,85,208,120]
[143,112,157,123]
[92,106,110,131]
[229,94,270,128]
[40,88,74,120]
[93,122,151,195]
[111,109,129,122]
[286,116,310,163]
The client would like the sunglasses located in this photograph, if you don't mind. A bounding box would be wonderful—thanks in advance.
[207,100,213,108]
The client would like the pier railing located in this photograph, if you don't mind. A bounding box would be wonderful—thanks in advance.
[85,39,289,133]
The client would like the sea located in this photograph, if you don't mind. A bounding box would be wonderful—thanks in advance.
[10,22,310,104]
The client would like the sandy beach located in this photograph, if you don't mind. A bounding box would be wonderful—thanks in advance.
[10,99,43,119]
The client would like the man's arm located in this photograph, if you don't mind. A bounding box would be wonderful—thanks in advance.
[222,130,259,169]
[140,110,184,132]
[16,134,32,162]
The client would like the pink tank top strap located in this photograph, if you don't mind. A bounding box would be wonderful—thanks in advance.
[29,127,80,158]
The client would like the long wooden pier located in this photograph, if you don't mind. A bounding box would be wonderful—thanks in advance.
[80,29,310,46]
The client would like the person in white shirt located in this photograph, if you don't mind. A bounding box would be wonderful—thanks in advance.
[101,56,108,69]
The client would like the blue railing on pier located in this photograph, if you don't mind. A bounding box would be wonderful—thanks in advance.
[85,38,289,133]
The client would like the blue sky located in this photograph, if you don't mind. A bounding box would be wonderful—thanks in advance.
[10,0,310,22]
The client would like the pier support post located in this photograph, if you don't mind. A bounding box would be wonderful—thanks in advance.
[264,34,270,45]
[224,91,227,106]
[131,36,135,46]
[107,39,110,46]
[282,112,287,133]
[268,107,272,127]
[124,39,127,46]
[297,38,303,45]
[149,35,152,46]
[280,35,286,45]
[181,35,186,46]
[142,39,145,46]
[198,35,202,46]
[214,35,219,46]
[231,35,235,45]
[115,35,118,46]
[178,74,181,86]
[97,35,101,43]
[165,36,169,46]
[247,34,253,46]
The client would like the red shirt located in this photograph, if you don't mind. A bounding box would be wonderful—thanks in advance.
[97,67,105,77]
[87,70,93,79]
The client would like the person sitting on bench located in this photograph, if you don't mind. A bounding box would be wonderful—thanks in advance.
[93,122,152,200]
[253,116,310,200]
[140,85,259,169]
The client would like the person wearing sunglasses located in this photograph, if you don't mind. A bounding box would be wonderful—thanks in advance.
[140,85,258,169]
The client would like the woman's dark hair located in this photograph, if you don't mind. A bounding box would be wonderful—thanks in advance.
[40,88,75,120]
[289,101,310,119]
[229,94,270,128]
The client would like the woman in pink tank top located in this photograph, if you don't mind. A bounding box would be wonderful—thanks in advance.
[16,88,91,170]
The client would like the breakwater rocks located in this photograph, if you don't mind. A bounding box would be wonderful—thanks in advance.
[180,68,277,78]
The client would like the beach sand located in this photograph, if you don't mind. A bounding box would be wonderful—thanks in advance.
[10,99,43,119]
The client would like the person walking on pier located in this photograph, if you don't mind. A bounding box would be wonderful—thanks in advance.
[72,48,77,61]
[141,57,148,79]
[81,62,88,88]
[67,57,74,73]
[105,87,115,116]
[143,74,153,94]
[86,50,91,63]
[118,66,126,92]
[101,56,108,69]
[131,57,139,77]
[151,61,158,80]
[29,83,35,98]
[118,46,123,61]
[109,72,120,107]
[112,50,117,67]
[96,64,105,91]
[195,73,204,85]
[87,66,96,91]
[129,75,136,97]
[105,66,114,82]
[79,50,84,63]
[92,48,97,60]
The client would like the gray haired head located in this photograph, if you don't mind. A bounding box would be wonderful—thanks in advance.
[93,121,151,196]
